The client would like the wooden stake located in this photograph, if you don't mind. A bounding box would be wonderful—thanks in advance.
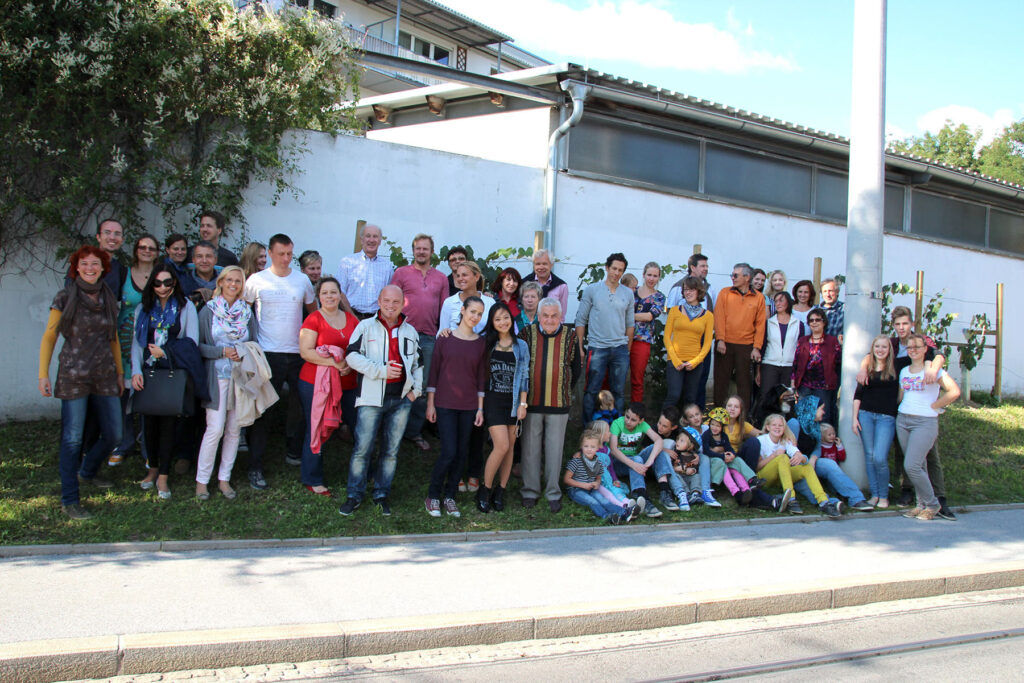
[995,282,1004,402]
[914,270,924,333]
[693,244,702,255]
[812,257,822,303]
[354,219,366,253]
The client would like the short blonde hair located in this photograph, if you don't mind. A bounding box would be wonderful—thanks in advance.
[213,265,245,298]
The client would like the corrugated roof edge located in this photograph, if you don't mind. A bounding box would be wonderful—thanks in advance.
[575,66,1024,192]
[420,0,512,42]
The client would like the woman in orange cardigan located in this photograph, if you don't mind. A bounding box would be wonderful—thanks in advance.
[662,276,714,410]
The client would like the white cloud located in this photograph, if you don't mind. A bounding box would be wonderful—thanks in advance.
[915,105,1017,147]
[440,0,796,75]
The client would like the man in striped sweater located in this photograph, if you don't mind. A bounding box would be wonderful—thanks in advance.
[518,298,583,512]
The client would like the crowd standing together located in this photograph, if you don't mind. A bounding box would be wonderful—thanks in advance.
[40,217,960,524]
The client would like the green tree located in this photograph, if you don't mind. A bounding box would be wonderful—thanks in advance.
[0,0,361,269]
[978,121,1024,186]
[890,120,981,171]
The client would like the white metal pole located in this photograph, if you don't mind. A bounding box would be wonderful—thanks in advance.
[839,0,887,490]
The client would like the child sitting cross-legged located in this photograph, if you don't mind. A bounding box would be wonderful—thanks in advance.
[564,429,641,525]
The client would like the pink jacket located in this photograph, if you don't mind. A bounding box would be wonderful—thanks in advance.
[310,345,343,455]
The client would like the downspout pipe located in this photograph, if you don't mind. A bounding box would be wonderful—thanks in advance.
[542,82,591,254]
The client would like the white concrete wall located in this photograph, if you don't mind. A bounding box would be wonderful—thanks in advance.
[3,130,1020,420]
[553,174,1020,394]
[367,107,551,168]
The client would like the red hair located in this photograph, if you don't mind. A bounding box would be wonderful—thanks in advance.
[67,245,112,282]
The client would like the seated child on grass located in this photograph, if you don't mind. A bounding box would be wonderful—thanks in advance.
[818,423,846,463]
[702,407,765,505]
[591,389,620,426]
[564,429,640,525]
[680,403,720,508]
[587,420,628,495]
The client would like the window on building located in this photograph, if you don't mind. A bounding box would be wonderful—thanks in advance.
[398,31,450,65]
[816,170,848,220]
[567,116,699,192]
[910,191,987,247]
[705,144,812,213]
[989,208,1024,255]
[884,184,905,231]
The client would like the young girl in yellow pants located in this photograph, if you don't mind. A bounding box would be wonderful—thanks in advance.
[754,414,843,519]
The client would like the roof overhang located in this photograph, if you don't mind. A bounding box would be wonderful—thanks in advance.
[360,0,510,46]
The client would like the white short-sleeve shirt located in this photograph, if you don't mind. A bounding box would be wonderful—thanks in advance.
[244,268,315,354]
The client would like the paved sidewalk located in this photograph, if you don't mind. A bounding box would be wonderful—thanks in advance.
[3,508,1024,646]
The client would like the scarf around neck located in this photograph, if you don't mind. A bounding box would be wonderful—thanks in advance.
[208,296,250,343]
[682,301,705,321]
[795,394,822,445]
[135,297,179,350]
[60,277,118,340]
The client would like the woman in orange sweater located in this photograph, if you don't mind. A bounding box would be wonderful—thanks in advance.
[662,276,714,410]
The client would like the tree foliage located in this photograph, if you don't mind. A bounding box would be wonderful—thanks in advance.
[0,0,362,269]
[890,120,981,171]
[890,118,1024,186]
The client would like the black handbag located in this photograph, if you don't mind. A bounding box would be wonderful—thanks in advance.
[128,356,195,417]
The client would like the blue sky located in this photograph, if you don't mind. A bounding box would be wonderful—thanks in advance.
[440,0,1024,146]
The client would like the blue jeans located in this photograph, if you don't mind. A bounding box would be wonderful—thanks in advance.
[404,332,434,440]
[298,379,357,487]
[567,486,625,519]
[583,344,629,419]
[663,362,706,411]
[347,395,413,500]
[858,411,896,499]
[793,456,866,504]
[614,446,676,493]
[59,394,122,506]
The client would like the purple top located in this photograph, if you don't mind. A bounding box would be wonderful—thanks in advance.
[427,334,487,411]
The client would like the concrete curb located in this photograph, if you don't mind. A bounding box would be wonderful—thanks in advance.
[3,560,1024,683]
[2,502,1022,559]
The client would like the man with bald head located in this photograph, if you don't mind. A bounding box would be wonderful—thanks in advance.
[337,223,395,319]
[338,285,423,516]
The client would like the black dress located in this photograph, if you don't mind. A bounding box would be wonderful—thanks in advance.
[483,348,517,427]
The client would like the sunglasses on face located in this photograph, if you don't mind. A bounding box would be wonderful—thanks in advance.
[808,318,824,323]
[154,278,175,288]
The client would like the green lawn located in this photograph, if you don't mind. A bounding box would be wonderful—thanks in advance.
[1,399,1022,546]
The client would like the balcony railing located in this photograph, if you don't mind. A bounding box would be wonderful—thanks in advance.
[344,26,446,87]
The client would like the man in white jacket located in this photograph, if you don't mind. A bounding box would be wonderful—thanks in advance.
[338,285,422,517]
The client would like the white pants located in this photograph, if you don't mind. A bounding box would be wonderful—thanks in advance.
[196,379,241,485]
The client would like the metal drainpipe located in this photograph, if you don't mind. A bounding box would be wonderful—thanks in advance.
[542,82,591,254]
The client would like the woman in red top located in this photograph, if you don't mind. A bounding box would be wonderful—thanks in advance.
[792,307,841,428]
[490,267,522,320]
[297,277,358,495]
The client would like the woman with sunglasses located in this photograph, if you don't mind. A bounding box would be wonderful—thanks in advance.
[131,268,199,500]
[38,246,124,520]
[109,234,160,466]
[792,307,841,427]
[897,333,960,520]
[477,302,530,513]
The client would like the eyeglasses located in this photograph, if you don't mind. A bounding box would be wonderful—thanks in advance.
[808,318,824,323]
[154,278,175,288]
[730,273,741,279]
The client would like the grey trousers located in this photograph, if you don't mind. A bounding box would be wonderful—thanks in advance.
[521,412,568,502]
[896,413,940,509]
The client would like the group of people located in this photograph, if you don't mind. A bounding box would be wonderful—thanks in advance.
[39,218,960,525]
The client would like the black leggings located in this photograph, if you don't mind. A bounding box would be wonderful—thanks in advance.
[144,415,179,475]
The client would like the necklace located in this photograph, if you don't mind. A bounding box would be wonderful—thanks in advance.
[495,339,514,351]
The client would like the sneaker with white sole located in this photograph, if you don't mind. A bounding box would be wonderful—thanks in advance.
[659,489,679,511]
[701,490,722,508]
[677,495,691,512]
[443,497,461,517]
[688,490,704,507]
[645,501,663,518]
[424,497,441,517]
